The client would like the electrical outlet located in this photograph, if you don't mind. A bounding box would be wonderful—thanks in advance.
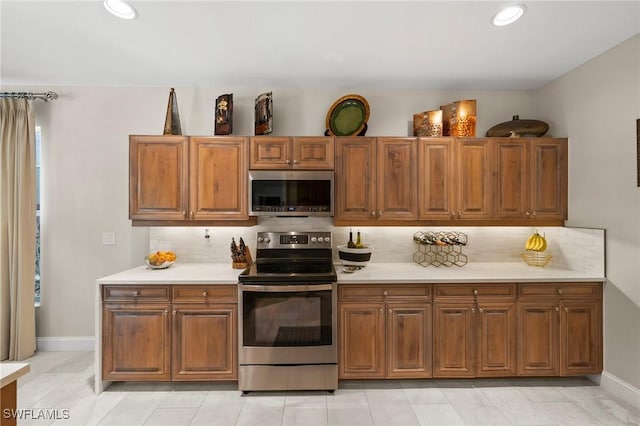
[102,231,116,245]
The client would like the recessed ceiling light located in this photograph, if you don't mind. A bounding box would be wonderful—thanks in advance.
[104,0,137,20]
[491,4,526,27]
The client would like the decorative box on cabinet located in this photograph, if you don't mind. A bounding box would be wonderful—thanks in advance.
[249,136,334,169]
[335,137,417,223]
[433,284,517,378]
[517,282,602,376]
[338,284,431,379]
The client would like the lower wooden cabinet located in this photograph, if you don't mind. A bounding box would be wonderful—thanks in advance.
[338,285,432,379]
[517,284,602,376]
[102,284,237,382]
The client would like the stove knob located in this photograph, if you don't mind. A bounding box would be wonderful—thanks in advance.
[324,237,331,243]
[311,237,318,243]
[257,237,264,243]
[264,237,271,244]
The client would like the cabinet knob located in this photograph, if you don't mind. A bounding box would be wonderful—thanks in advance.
[380,308,384,313]
[378,210,383,216]
[458,211,462,218]
[478,307,484,312]
[182,211,187,219]
[172,310,177,315]
[388,308,393,314]
[286,160,291,164]
[473,289,479,296]
[163,309,168,315]
[525,211,530,216]
[554,307,560,312]
[190,211,195,220]
[293,160,299,164]
[532,211,537,217]
[564,307,569,312]
[471,308,476,313]
[133,290,139,297]
[202,291,208,297]
[557,289,564,295]
[383,290,388,296]
[371,211,377,217]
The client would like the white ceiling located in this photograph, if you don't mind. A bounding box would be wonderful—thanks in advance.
[1,1,639,90]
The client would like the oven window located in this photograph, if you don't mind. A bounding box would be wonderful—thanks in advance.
[243,290,332,347]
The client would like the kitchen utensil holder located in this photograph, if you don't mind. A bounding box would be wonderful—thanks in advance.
[413,231,468,267]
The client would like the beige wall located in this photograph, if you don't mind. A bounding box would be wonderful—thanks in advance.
[534,34,640,390]
[21,86,536,339]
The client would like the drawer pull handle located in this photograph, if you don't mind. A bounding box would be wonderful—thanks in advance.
[202,291,208,297]
[133,291,139,297]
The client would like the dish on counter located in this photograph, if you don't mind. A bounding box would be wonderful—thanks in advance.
[145,258,175,269]
[325,94,370,136]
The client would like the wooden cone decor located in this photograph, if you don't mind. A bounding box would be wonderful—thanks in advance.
[163,88,182,135]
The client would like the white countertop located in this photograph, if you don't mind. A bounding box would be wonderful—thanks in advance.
[0,362,30,388]
[96,262,605,285]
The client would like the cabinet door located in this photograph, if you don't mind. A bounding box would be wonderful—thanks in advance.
[494,138,529,219]
[339,302,385,379]
[530,138,567,220]
[517,302,559,376]
[129,135,188,220]
[386,303,432,378]
[433,303,475,377]
[334,137,377,221]
[418,138,455,220]
[172,304,237,380]
[377,138,418,220]
[559,300,601,375]
[102,304,171,381]
[249,136,291,169]
[454,138,493,219]
[189,137,249,220]
[476,303,516,377]
[292,137,334,169]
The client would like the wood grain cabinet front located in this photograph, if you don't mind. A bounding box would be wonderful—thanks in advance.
[101,284,238,383]
[250,136,334,169]
[433,284,516,378]
[338,284,431,379]
[517,283,602,376]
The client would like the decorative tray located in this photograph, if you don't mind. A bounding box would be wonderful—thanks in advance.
[325,94,370,136]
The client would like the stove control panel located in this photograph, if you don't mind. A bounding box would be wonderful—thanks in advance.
[256,231,332,249]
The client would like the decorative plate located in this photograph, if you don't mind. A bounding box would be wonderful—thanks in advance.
[325,94,370,136]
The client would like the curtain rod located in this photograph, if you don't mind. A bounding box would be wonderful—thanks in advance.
[0,91,58,102]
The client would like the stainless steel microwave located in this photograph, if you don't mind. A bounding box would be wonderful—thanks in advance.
[248,170,334,216]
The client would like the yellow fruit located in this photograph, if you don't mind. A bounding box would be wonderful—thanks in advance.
[525,231,547,252]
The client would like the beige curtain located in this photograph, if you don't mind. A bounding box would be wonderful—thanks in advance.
[0,98,36,361]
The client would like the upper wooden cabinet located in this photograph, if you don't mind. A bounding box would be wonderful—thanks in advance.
[129,135,251,224]
[129,135,189,221]
[495,138,567,220]
[335,137,417,222]
[249,136,334,169]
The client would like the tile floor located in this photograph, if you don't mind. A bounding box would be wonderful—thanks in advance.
[6,351,640,425]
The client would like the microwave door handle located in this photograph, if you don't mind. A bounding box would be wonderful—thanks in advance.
[240,284,333,292]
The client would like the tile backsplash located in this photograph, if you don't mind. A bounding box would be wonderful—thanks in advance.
[149,218,604,276]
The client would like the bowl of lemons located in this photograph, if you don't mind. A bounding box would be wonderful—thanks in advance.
[145,251,177,269]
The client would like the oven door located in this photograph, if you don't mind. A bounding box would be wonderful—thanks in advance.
[239,283,337,365]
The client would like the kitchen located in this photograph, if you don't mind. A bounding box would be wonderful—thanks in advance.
[1,1,639,425]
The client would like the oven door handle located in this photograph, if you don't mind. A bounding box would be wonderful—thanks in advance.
[240,284,333,292]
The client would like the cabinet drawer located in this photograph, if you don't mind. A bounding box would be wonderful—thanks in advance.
[172,285,237,303]
[434,284,516,300]
[103,285,170,303]
[339,284,430,301]
[518,283,602,299]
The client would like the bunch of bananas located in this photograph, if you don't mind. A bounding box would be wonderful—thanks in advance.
[147,250,176,266]
[525,231,547,252]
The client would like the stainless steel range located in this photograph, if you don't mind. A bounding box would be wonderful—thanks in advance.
[238,231,338,392]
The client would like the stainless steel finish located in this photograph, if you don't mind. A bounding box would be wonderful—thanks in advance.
[248,170,334,217]
[255,231,332,250]
[0,91,58,102]
[242,284,333,293]
[239,365,338,391]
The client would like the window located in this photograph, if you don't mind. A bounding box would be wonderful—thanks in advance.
[35,126,41,306]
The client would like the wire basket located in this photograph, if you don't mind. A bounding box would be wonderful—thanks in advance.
[521,251,552,267]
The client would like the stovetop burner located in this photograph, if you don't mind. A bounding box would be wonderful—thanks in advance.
[238,231,337,284]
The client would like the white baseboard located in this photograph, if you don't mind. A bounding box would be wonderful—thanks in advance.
[36,336,95,352]
[591,371,640,410]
